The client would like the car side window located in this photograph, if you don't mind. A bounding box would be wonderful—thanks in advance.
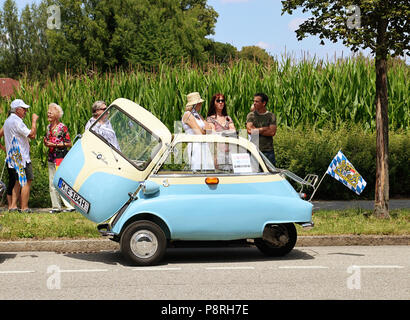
[156,142,262,175]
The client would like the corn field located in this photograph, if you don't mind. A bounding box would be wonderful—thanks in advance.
[0,56,408,161]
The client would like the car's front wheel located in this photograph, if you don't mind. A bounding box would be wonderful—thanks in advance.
[120,220,167,266]
[254,223,297,257]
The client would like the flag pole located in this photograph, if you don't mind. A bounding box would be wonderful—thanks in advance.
[309,171,327,201]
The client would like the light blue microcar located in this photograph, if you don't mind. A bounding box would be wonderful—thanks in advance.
[54,98,317,265]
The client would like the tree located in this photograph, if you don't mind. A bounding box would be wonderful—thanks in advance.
[0,0,23,77]
[20,3,51,78]
[282,0,409,218]
[44,0,218,72]
[239,46,274,65]
[0,0,51,78]
[0,0,218,76]
[205,41,238,64]
[45,0,89,73]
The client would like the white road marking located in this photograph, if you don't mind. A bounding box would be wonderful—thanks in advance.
[0,265,403,275]
[205,266,255,270]
[131,267,182,271]
[352,265,404,269]
[278,266,329,269]
[59,269,108,273]
[0,270,35,274]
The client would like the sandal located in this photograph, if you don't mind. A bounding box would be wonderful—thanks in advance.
[20,208,33,213]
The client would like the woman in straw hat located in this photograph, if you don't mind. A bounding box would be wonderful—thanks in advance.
[182,92,212,135]
[182,92,214,171]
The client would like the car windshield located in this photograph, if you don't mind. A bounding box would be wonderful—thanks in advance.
[90,105,162,170]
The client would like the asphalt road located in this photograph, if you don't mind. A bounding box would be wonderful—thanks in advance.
[0,246,408,300]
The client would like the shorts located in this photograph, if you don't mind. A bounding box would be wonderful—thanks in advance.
[9,162,34,184]
[24,162,34,181]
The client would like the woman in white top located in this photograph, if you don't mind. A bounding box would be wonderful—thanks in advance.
[182,92,214,171]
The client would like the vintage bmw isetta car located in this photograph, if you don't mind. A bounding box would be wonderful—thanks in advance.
[54,98,316,266]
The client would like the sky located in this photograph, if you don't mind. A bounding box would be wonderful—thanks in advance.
[1,0,376,62]
[207,0,372,61]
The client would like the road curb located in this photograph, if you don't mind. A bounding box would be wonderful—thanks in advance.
[0,235,409,253]
[296,235,410,246]
[0,239,119,253]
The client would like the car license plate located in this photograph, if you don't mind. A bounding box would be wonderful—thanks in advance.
[58,178,90,213]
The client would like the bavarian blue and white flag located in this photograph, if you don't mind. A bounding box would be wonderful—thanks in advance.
[6,136,27,187]
[326,150,366,195]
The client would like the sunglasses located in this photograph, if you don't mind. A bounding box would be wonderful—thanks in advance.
[216,99,225,103]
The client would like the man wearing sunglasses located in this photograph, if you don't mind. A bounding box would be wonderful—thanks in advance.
[246,93,277,166]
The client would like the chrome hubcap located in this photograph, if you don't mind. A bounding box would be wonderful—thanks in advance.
[130,230,158,259]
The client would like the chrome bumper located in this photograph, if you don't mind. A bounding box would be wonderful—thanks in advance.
[298,222,315,230]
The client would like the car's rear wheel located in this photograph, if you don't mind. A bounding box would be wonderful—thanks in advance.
[120,220,167,266]
[255,223,297,257]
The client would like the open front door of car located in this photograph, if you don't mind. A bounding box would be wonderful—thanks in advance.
[54,98,172,223]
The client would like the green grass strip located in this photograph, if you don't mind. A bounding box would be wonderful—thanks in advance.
[0,209,408,240]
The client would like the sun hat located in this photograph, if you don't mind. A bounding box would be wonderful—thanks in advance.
[10,99,30,111]
[186,92,204,107]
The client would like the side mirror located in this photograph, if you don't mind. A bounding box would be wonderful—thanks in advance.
[143,180,160,195]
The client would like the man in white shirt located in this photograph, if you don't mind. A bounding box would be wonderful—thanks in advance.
[3,99,39,212]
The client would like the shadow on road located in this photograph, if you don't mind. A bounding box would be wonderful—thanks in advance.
[63,251,123,266]
[63,246,316,266]
[0,253,17,264]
